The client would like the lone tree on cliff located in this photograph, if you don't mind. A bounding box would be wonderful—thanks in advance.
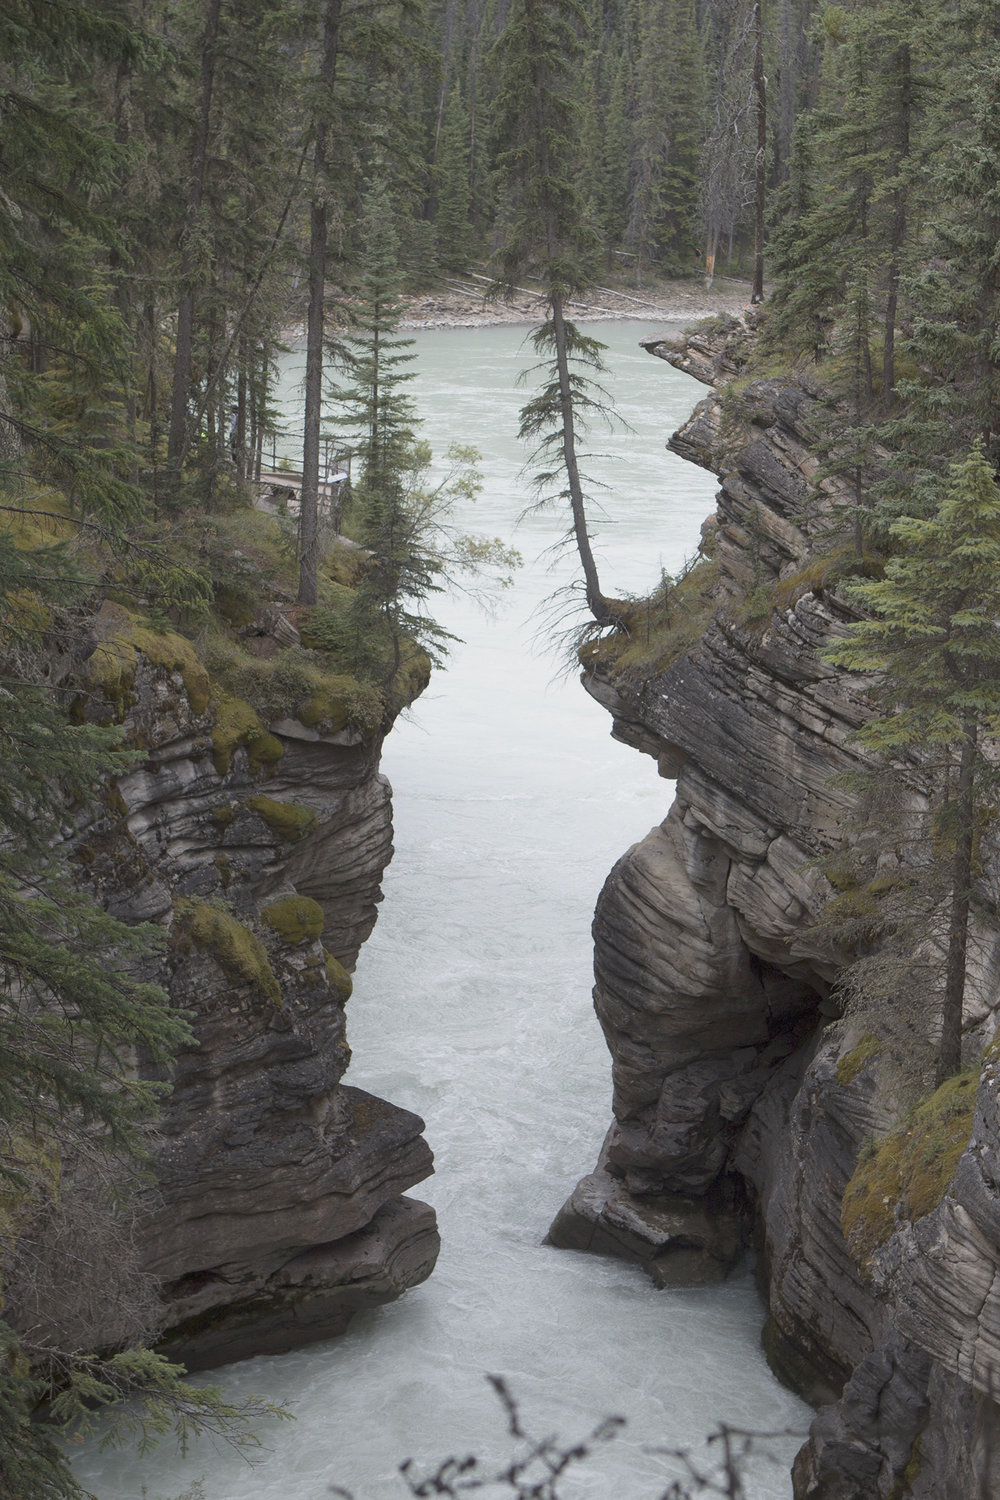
[487,0,622,629]
[825,444,1000,1083]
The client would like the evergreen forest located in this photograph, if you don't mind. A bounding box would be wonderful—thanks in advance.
[7,0,1000,1494]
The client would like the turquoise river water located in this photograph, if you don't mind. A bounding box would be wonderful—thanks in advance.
[75,321,811,1500]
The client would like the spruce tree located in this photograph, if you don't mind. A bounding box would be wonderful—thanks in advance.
[331,177,516,693]
[488,0,620,627]
[825,445,1000,1083]
[434,83,474,270]
[628,0,706,278]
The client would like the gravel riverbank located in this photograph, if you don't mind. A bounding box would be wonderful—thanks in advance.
[396,271,753,330]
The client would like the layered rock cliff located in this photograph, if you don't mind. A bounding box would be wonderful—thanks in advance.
[549,318,1000,1497]
[63,595,439,1371]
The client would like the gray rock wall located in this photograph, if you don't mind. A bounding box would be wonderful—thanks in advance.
[68,625,438,1370]
[551,320,1000,1496]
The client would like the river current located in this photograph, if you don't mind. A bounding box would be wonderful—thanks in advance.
[75,322,810,1500]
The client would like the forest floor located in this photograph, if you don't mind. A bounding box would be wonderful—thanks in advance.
[398,269,753,329]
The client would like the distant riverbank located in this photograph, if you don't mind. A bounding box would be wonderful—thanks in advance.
[396,271,753,329]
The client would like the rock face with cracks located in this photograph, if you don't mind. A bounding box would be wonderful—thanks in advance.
[548,317,1000,1497]
[62,609,438,1370]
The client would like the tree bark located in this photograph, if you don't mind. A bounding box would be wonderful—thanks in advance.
[704,223,718,289]
[167,0,222,478]
[299,0,343,606]
[751,0,766,304]
[938,725,976,1084]
[550,293,609,624]
[882,43,911,409]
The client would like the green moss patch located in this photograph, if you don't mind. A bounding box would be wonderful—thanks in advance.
[837,1035,883,1087]
[246,795,315,842]
[210,693,284,776]
[584,558,721,683]
[297,677,353,733]
[261,895,324,945]
[174,900,280,1006]
[323,949,353,1001]
[84,604,211,717]
[841,1070,977,1271]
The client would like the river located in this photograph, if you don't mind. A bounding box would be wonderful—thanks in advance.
[75,321,810,1500]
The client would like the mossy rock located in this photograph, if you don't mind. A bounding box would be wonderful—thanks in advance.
[837,1035,883,1087]
[246,795,315,842]
[296,676,355,733]
[386,645,432,718]
[587,557,722,682]
[323,949,353,1001]
[841,1070,978,1271]
[261,895,324,945]
[84,603,211,718]
[173,900,280,1006]
[214,584,256,629]
[211,693,284,776]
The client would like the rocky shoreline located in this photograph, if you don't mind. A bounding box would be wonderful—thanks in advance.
[396,273,753,330]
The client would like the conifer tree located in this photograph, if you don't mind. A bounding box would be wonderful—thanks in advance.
[488,0,620,627]
[331,177,516,693]
[434,83,474,270]
[825,445,1000,1083]
[628,0,706,278]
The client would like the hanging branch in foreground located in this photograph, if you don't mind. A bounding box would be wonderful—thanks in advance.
[329,1375,804,1500]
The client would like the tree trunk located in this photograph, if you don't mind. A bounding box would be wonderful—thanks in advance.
[167,0,222,478]
[883,43,911,409]
[550,293,609,625]
[704,223,718,289]
[299,0,343,607]
[938,726,976,1084]
[751,0,766,304]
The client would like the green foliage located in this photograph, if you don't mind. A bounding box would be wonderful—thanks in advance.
[261,896,325,946]
[209,693,284,777]
[841,1070,977,1271]
[488,0,596,300]
[823,445,1000,1083]
[246,796,316,843]
[173,899,280,1006]
[583,556,721,681]
[434,84,474,271]
[331,182,518,693]
[628,0,706,277]
[826,447,1000,754]
[323,949,353,1000]
[836,1035,884,1087]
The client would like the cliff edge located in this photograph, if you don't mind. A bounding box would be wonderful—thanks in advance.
[549,318,1000,1498]
[51,590,439,1372]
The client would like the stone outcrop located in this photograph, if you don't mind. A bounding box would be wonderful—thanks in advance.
[66,602,438,1369]
[550,315,1000,1496]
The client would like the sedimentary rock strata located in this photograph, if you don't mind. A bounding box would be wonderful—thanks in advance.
[63,608,439,1366]
[552,317,1000,1496]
